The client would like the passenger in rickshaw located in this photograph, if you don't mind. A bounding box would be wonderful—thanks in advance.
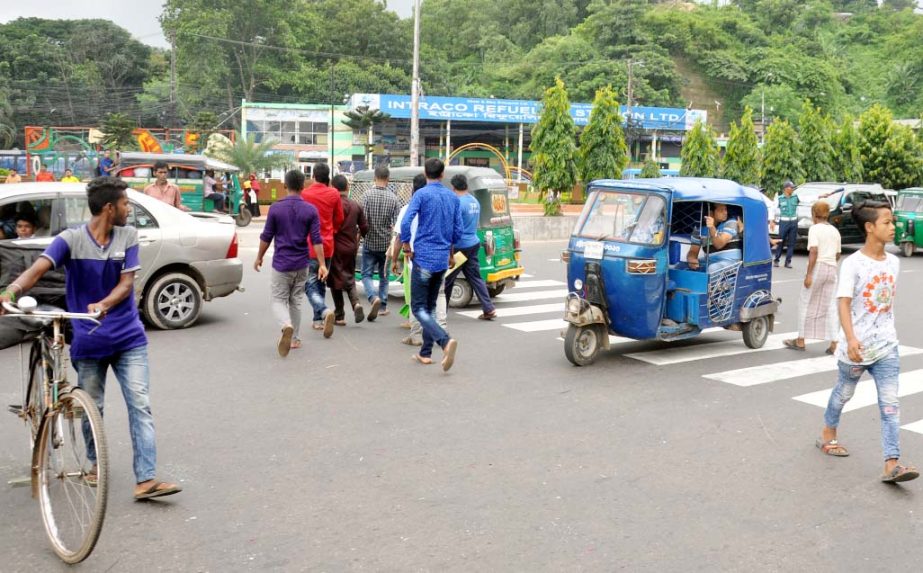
[685,202,742,273]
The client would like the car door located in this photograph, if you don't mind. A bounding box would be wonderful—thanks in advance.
[55,194,163,290]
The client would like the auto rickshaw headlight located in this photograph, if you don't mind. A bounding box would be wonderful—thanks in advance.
[573,278,583,291]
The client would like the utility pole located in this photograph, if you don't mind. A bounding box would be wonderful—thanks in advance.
[169,30,177,130]
[409,0,422,167]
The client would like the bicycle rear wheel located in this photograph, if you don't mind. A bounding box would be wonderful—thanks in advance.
[36,387,109,563]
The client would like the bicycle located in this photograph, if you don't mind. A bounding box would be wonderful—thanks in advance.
[3,296,108,564]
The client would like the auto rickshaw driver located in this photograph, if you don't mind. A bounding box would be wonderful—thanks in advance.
[685,202,742,272]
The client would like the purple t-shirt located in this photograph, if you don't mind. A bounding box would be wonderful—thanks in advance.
[41,225,148,360]
[260,195,323,272]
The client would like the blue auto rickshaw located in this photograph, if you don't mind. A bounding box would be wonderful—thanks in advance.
[562,178,779,366]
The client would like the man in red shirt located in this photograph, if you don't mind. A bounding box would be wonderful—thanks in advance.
[301,163,344,336]
[34,164,55,182]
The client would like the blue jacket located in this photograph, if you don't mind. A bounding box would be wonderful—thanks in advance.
[400,181,464,272]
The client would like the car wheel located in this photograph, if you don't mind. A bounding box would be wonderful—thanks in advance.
[235,206,252,227]
[143,272,202,330]
[449,278,473,308]
[564,324,602,367]
[901,242,914,258]
[742,315,770,349]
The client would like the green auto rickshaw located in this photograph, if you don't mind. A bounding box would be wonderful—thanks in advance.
[895,187,923,257]
[113,152,251,227]
[350,166,524,307]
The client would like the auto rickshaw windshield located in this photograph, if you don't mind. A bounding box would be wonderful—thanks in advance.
[897,194,923,213]
[577,191,666,245]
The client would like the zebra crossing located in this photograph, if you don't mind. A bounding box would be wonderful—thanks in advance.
[452,276,923,437]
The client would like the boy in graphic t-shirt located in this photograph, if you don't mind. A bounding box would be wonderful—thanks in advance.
[817,200,919,483]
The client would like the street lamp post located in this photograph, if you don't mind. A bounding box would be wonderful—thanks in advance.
[409,0,422,167]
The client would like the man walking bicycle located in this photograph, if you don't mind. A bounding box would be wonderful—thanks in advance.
[0,177,181,500]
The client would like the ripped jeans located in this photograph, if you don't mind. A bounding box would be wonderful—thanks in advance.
[824,347,901,460]
[410,264,451,358]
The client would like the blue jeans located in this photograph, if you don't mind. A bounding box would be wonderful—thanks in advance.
[411,264,451,358]
[305,258,330,322]
[775,220,797,265]
[74,345,156,483]
[824,347,901,461]
[361,248,389,308]
[445,242,495,313]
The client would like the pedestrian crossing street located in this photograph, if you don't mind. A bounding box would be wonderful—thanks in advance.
[453,276,923,437]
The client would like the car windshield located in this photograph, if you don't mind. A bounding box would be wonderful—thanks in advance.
[795,185,841,204]
[577,191,665,245]
[897,194,923,213]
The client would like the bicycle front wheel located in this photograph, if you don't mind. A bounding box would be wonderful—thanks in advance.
[36,387,109,564]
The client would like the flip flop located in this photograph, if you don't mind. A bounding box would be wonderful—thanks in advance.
[290,339,302,350]
[816,438,849,457]
[478,311,497,321]
[354,305,365,324]
[412,354,433,365]
[368,298,382,322]
[278,325,294,357]
[322,311,335,338]
[784,339,806,351]
[881,464,920,483]
[442,339,458,372]
[335,319,347,326]
[134,481,182,501]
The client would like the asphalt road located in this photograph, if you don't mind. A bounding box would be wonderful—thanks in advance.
[2,228,923,572]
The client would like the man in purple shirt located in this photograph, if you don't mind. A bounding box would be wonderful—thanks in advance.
[255,170,328,356]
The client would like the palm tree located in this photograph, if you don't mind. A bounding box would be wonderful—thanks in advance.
[341,106,390,166]
[207,135,293,176]
[100,112,139,151]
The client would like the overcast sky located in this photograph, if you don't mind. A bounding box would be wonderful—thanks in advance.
[0,1,414,49]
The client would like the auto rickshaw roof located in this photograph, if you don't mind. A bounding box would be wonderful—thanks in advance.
[899,187,923,195]
[117,152,240,172]
[353,166,508,191]
[588,177,765,204]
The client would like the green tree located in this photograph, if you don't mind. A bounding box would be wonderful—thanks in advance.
[342,106,390,166]
[721,106,761,185]
[208,134,293,175]
[640,158,661,178]
[761,120,804,197]
[100,112,138,151]
[858,104,895,186]
[577,86,628,183]
[878,125,923,189]
[797,100,835,182]
[831,114,863,182]
[531,78,577,216]
[680,119,719,177]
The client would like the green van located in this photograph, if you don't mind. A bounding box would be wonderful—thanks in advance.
[350,166,524,307]
[895,187,923,257]
[113,152,251,227]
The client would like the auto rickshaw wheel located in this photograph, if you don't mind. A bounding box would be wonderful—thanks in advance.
[742,315,769,349]
[235,205,252,227]
[564,324,602,367]
[901,242,915,258]
[487,284,505,298]
[449,278,473,308]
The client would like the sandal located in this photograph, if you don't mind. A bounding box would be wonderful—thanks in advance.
[278,325,294,357]
[134,481,182,501]
[881,464,920,483]
[816,438,849,457]
[335,319,347,326]
[85,465,98,487]
[412,354,433,365]
[784,339,806,351]
[478,310,497,321]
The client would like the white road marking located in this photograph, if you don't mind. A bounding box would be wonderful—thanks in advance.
[556,326,726,344]
[705,346,923,388]
[504,319,567,333]
[792,366,923,412]
[902,419,923,434]
[629,332,812,366]
[457,303,562,319]
[492,289,568,303]
[511,280,566,289]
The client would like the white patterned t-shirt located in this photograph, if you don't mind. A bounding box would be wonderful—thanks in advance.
[835,251,899,365]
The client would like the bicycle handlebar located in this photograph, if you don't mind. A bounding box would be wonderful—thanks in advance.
[2,300,103,326]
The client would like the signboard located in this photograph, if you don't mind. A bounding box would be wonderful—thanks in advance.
[349,94,706,131]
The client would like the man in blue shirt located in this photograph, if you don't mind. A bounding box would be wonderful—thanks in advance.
[0,177,181,500]
[400,159,464,371]
[444,174,496,320]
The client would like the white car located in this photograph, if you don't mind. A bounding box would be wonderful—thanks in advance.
[0,183,243,329]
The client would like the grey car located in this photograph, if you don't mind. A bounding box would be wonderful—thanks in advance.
[0,183,243,329]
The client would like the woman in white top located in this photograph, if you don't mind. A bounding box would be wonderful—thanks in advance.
[785,201,841,353]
